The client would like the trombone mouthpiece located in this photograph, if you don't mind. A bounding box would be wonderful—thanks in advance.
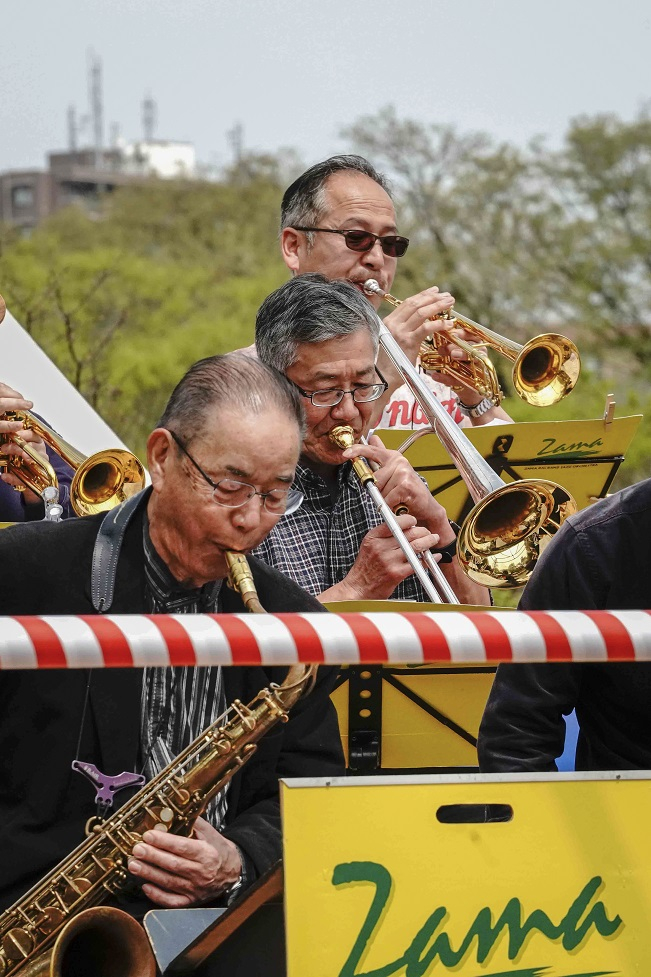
[329,426,375,486]
[363,279,383,297]
[328,425,356,450]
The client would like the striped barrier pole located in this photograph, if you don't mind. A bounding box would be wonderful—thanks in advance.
[0,610,650,669]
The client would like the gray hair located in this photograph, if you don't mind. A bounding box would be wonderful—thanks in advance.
[158,352,305,444]
[281,155,392,248]
[255,273,380,373]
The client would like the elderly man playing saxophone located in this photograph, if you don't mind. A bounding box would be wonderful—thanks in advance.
[0,353,343,917]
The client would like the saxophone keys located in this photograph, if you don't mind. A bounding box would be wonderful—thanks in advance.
[35,906,64,934]
[159,807,174,824]
[2,927,34,960]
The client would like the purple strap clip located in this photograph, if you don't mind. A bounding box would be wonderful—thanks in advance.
[72,760,146,815]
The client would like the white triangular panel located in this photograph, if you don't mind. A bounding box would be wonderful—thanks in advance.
[2,305,134,457]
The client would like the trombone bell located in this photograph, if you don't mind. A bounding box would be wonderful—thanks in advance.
[457,478,577,588]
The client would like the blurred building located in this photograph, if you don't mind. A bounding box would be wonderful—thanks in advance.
[0,140,197,233]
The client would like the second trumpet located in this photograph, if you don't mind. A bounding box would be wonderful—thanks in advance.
[364,279,580,408]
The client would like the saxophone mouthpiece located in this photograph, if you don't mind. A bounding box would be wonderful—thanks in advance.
[225,551,266,613]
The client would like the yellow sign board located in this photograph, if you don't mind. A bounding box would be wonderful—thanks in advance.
[282,774,651,975]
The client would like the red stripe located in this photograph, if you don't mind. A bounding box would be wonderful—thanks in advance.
[583,611,636,661]
[82,615,134,667]
[472,613,514,662]
[523,611,574,661]
[209,614,262,665]
[146,615,197,666]
[338,614,388,663]
[275,614,325,663]
[14,616,67,668]
[397,612,452,662]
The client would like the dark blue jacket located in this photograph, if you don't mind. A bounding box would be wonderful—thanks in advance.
[478,478,651,772]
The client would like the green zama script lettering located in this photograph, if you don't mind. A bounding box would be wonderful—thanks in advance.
[332,861,622,977]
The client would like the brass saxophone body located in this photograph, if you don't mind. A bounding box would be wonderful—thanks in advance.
[0,553,315,977]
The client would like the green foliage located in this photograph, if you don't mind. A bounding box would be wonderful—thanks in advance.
[0,113,649,491]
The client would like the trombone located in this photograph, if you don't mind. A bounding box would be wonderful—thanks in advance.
[329,425,457,603]
[363,306,577,588]
[0,410,146,517]
[364,279,580,408]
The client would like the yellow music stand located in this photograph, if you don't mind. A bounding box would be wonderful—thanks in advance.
[325,600,507,775]
[378,414,642,522]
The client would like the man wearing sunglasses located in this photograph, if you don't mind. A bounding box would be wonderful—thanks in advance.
[279,154,511,431]
[254,274,488,606]
[0,352,344,918]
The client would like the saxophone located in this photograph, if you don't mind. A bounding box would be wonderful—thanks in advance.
[0,553,316,977]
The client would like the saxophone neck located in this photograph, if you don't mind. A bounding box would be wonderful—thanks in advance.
[225,552,266,614]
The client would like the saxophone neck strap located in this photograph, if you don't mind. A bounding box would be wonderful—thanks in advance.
[91,489,149,613]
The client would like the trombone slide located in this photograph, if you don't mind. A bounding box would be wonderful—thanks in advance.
[330,426,457,604]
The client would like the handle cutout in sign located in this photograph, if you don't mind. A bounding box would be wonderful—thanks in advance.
[436,803,513,823]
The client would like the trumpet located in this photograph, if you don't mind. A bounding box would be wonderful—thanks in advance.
[364,279,580,408]
[0,410,146,517]
[362,307,577,588]
[329,425,457,603]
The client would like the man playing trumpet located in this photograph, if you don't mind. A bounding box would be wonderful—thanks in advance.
[0,380,74,521]
[278,154,513,431]
[254,274,488,605]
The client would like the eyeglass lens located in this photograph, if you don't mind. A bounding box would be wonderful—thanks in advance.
[310,383,386,407]
[342,230,409,257]
[212,479,296,512]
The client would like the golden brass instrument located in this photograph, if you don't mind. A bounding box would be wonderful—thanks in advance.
[0,411,145,517]
[364,279,580,408]
[328,425,457,603]
[0,554,315,977]
[361,301,577,587]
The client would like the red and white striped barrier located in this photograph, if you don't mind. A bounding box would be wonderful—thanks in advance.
[0,610,650,669]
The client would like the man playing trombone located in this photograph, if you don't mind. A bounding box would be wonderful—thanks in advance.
[254,273,488,605]
[278,154,513,432]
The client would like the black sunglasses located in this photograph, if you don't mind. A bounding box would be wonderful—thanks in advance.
[292,226,409,258]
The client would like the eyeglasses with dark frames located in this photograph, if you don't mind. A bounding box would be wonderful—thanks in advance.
[292,367,389,409]
[292,226,409,258]
[168,431,303,515]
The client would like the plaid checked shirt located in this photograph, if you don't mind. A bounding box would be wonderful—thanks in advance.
[253,459,428,600]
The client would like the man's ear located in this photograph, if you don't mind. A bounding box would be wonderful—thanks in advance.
[147,428,173,491]
[280,227,302,274]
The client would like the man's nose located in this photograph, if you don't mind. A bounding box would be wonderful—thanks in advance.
[231,495,265,531]
[330,391,360,422]
[360,240,385,270]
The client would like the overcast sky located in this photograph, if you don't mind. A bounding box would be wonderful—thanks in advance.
[2,0,650,174]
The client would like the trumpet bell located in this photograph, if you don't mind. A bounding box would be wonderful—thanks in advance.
[71,450,146,516]
[514,334,581,407]
[457,478,577,588]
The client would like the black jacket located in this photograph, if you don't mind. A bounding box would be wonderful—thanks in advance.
[0,509,344,912]
[478,478,651,772]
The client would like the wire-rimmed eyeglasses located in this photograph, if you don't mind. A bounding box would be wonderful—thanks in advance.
[292,226,409,258]
[168,431,303,515]
[293,368,389,408]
